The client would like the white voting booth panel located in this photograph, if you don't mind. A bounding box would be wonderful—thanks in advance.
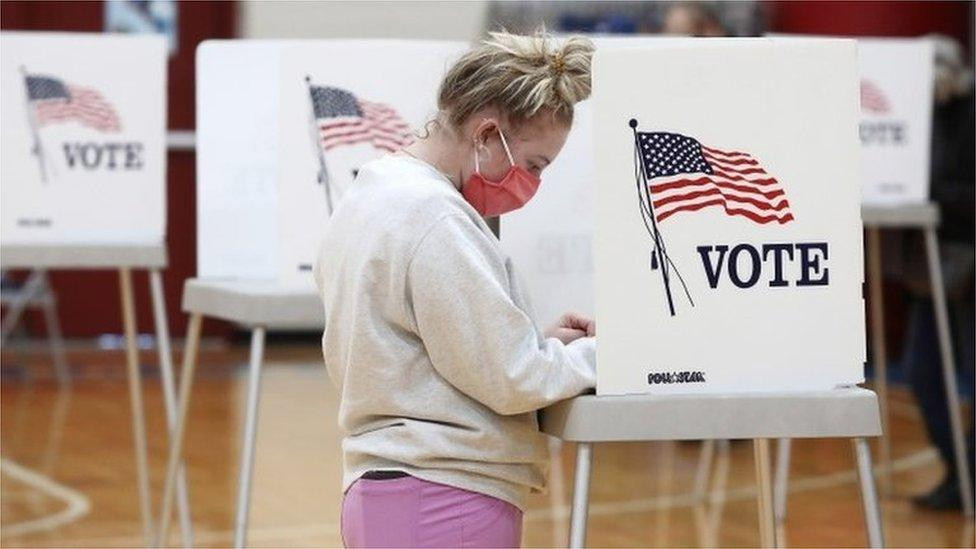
[196,40,283,281]
[857,38,934,205]
[1,31,166,246]
[196,39,467,289]
[593,39,866,396]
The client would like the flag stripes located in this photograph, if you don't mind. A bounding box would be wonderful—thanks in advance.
[310,84,413,153]
[859,80,890,114]
[637,132,794,225]
[319,100,412,152]
[25,74,121,133]
[33,85,121,132]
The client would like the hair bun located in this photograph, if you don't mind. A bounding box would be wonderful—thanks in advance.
[437,29,594,128]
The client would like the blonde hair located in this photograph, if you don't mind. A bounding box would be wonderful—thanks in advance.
[437,30,594,130]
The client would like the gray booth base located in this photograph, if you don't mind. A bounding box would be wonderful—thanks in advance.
[1,243,167,269]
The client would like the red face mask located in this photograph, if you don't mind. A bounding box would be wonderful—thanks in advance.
[462,127,541,217]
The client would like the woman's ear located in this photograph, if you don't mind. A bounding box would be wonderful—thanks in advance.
[472,117,498,148]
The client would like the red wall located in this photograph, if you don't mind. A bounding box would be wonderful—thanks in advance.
[1,1,235,337]
[768,1,973,54]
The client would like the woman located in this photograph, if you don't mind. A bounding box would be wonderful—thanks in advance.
[315,31,597,547]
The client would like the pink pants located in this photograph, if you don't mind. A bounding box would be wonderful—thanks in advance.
[341,475,523,548]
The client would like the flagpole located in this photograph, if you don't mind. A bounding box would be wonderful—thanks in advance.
[305,75,334,214]
[630,118,676,317]
[20,65,48,184]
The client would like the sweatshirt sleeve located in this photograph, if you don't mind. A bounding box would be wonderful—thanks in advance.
[406,214,596,416]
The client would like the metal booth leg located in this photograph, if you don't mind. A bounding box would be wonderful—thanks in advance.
[119,267,154,546]
[923,228,974,517]
[233,326,267,548]
[773,438,791,526]
[693,439,727,548]
[0,270,45,344]
[753,438,777,548]
[157,312,203,547]
[694,439,716,502]
[654,441,676,547]
[149,270,193,547]
[37,270,70,387]
[547,437,568,547]
[569,442,593,549]
[852,438,885,548]
[866,228,892,493]
[0,270,69,386]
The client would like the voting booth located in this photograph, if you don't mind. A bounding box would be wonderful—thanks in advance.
[857,38,934,206]
[854,36,972,514]
[506,37,867,396]
[594,39,865,396]
[0,31,187,547]
[1,32,166,245]
[538,39,884,549]
[159,39,468,547]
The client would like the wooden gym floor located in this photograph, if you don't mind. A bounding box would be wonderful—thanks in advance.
[1,341,974,548]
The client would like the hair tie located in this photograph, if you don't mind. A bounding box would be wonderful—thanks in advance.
[551,53,566,75]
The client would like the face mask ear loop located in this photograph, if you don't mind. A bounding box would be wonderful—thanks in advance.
[497,127,516,167]
[473,142,481,175]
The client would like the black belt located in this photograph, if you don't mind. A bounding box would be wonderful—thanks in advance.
[361,470,410,480]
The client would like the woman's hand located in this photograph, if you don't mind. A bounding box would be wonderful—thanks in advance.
[544,312,596,344]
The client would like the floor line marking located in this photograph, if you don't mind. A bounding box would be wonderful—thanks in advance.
[0,457,91,538]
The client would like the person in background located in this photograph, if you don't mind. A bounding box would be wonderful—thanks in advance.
[315,31,596,547]
[904,34,975,512]
[661,1,726,37]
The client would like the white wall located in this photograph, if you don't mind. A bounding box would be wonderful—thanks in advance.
[239,0,488,42]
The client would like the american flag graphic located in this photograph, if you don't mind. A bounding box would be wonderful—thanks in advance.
[637,132,794,225]
[859,80,890,114]
[25,74,121,132]
[309,85,412,153]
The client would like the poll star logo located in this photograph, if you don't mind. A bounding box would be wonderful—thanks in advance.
[21,67,142,184]
[304,76,414,214]
[628,119,826,318]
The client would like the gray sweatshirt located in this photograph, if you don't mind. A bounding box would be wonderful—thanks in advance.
[314,154,596,510]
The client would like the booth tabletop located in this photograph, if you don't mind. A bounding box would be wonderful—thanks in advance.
[181,277,323,329]
[861,202,939,228]
[0,243,167,269]
[540,387,882,442]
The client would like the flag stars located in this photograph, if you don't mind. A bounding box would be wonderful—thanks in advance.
[635,131,716,178]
